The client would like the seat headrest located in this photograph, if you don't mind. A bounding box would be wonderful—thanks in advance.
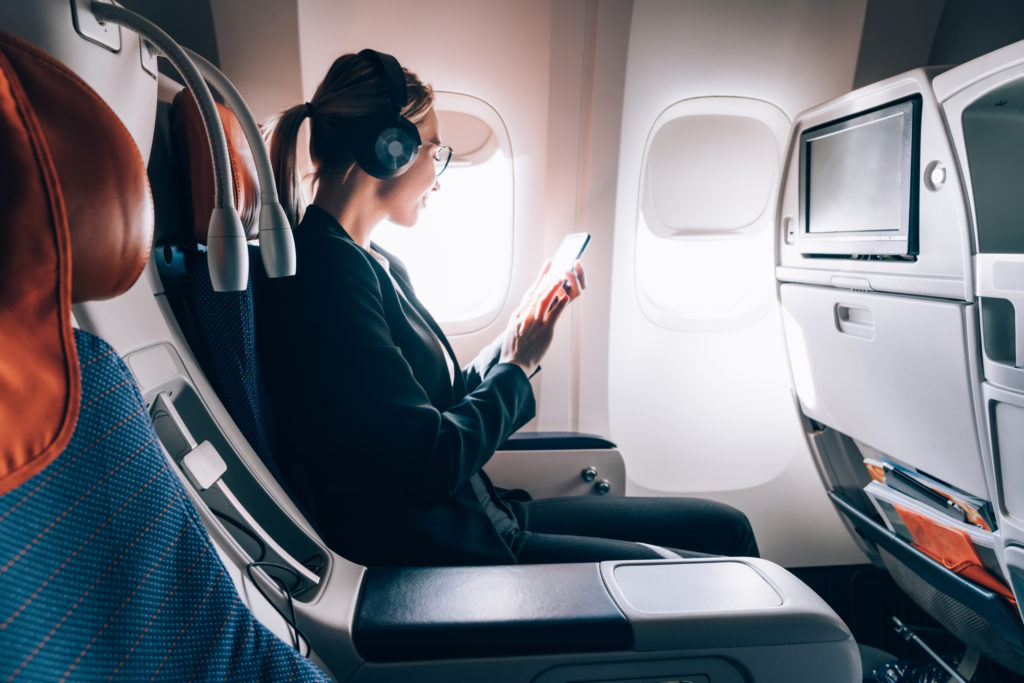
[171,89,259,244]
[0,31,153,494]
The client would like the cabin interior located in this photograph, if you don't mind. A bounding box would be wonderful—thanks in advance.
[3,0,1024,681]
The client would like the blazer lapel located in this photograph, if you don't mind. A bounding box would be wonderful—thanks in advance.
[373,243,468,399]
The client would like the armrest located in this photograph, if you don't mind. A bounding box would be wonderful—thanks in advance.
[351,558,860,683]
[487,432,626,498]
[353,563,632,662]
[498,431,616,451]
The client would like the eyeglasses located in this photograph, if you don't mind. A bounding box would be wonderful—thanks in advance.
[425,140,452,177]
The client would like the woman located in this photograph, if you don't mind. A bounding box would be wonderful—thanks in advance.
[258,49,758,566]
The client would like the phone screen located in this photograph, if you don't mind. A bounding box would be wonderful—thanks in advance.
[546,233,590,287]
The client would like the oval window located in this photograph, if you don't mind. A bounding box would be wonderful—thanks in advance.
[636,97,790,330]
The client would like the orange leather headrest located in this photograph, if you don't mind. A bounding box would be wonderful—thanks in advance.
[0,31,153,494]
[171,89,259,243]
[3,34,153,304]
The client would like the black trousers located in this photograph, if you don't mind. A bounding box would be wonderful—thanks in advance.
[508,496,759,564]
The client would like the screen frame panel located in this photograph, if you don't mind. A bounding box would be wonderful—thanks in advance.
[797,95,922,257]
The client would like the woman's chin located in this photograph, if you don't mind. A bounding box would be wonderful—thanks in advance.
[390,205,425,228]
[388,213,416,228]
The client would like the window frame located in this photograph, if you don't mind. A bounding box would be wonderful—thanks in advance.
[634,96,790,331]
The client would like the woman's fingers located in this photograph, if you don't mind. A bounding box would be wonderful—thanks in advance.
[561,267,583,301]
[513,260,553,320]
[574,261,586,291]
[543,290,569,323]
[512,259,586,332]
[534,278,564,319]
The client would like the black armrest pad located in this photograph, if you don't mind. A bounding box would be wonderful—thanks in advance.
[498,431,616,451]
[353,563,632,662]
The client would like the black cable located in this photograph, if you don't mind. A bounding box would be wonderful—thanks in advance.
[208,500,312,653]
[211,507,266,562]
[245,560,310,654]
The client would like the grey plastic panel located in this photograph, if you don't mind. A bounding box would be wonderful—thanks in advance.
[486,447,626,498]
[71,0,121,51]
[613,562,782,613]
[976,254,1024,394]
[0,0,157,164]
[775,69,972,303]
[350,646,858,683]
[982,382,1024,576]
[533,659,728,683]
[936,44,1024,398]
[602,558,853,652]
[992,398,1024,520]
[1006,545,1024,608]
[779,283,988,497]
[935,41,1024,261]
[133,351,326,596]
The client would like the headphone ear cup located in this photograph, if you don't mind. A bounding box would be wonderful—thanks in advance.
[352,116,421,179]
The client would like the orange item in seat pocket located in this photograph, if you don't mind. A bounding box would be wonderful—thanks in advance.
[894,504,1017,606]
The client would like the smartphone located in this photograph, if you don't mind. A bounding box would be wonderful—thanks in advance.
[545,232,590,289]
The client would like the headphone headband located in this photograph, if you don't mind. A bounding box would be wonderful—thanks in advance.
[358,49,407,112]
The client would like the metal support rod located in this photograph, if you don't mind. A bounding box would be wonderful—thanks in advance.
[892,616,968,683]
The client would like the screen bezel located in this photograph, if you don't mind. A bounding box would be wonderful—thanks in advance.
[797,95,922,257]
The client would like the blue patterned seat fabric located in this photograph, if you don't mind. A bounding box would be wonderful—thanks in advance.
[191,250,282,481]
[0,329,330,682]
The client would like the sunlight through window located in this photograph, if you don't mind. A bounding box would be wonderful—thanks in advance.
[373,93,513,333]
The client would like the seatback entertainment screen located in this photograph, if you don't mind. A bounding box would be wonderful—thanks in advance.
[798,96,921,256]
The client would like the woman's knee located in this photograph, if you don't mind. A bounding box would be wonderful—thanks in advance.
[710,501,759,557]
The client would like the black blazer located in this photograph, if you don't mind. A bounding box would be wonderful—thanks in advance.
[255,205,535,566]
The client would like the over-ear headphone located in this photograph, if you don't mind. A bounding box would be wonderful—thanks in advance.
[348,49,422,179]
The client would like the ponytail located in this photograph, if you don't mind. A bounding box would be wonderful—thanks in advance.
[267,104,310,229]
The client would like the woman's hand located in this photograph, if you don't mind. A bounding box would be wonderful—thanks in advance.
[499,260,586,377]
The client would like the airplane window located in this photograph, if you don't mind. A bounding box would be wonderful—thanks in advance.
[636,224,774,330]
[643,113,777,235]
[373,92,513,334]
[636,97,789,329]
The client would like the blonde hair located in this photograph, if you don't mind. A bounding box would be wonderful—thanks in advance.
[267,51,434,228]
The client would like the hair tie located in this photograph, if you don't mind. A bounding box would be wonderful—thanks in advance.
[304,101,315,119]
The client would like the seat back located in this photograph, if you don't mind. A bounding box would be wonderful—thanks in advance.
[159,85,319,510]
[190,246,283,480]
[0,28,327,682]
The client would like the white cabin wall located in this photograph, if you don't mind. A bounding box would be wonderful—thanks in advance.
[534,0,633,434]
[606,0,871,566]
[530,0,589,432]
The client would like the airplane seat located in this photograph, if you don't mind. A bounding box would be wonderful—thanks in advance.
[0,29,329,681]
[775,58,1024,676]
[163,87,282,481]
[149,84,322,519]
